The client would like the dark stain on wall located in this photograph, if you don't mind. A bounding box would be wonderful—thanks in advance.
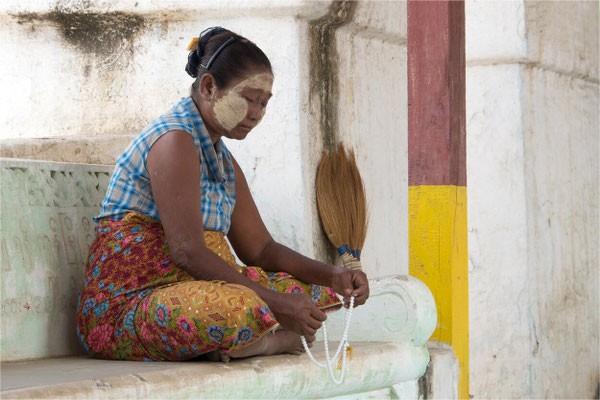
[14,11,145,57]
[309,1,356,152]
[418,363,433,399]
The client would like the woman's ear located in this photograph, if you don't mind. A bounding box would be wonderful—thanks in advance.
[199,73,217,102]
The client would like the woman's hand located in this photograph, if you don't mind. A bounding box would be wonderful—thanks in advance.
[330,266,370,308]
[266,292,327,336]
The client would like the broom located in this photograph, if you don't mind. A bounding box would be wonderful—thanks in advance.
[316,144,367,271]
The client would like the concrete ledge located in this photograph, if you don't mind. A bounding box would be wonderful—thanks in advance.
[1,342,428,399]
[0,135,134,165]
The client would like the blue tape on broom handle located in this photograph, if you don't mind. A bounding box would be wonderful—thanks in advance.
[337,244,350,256]
[337,244,361,260]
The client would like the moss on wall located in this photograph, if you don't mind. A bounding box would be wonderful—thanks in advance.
[309,1,356,153]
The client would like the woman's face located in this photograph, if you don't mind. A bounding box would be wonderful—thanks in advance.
[209,69,273,140]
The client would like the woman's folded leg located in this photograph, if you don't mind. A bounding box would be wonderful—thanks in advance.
[236,266,343,313]
[132,280,281,361]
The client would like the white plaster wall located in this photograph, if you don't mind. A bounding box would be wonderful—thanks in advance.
[335,1,408,277]
[224,16,310,255]
[525,1,599,80]
[466,0,527,63]
[467,63,532,398]
[466,4,531,395]
[467,0,599,398]
[0,0,329,141]
[522,66,599,399]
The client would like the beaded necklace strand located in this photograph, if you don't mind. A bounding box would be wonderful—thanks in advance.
[300,296,355,384]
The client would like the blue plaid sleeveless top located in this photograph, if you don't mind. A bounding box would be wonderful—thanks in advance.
[95,97,236,233]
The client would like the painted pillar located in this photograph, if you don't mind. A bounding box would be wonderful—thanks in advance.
[407,1,468,398]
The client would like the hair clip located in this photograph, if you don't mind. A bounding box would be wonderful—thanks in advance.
[201,37,236,70]
[200,26,226,39]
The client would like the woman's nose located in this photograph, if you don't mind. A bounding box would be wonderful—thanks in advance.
[247,103,263,122]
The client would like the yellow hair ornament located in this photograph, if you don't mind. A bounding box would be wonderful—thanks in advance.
[186,37,199,51]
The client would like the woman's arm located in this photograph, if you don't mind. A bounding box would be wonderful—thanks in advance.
[147,131,274,292]
[227,157,369,307]
[146,131,326,335]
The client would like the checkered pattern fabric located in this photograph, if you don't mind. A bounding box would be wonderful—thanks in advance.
[95,97,236,233]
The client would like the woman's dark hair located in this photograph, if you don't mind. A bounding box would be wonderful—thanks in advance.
[186,27,272,93]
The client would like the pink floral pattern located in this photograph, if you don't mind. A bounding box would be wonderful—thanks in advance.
[286,284,303,294]
[245,267,260,281]
[87,324,113,353]
[177,316,195,337]
[140,322,152,342]
[75,212,342,361]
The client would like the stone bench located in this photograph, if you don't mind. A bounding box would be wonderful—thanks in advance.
[0,158,450,399]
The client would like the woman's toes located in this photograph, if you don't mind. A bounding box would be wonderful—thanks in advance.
[219,351,231,363]
[203,349,232,363]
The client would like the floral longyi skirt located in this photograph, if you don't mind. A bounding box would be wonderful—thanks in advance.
[75,212,341,361]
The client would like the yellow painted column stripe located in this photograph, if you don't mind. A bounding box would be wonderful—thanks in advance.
[409,185,469,398]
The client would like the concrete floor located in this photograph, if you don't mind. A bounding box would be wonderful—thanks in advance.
[1,356,186,391]
[0,342,429,399]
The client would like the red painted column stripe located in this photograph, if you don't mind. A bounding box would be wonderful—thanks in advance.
[407,0,466,187]
[407,2,468,398]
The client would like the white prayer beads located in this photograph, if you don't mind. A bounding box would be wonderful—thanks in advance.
[300,296,355,384]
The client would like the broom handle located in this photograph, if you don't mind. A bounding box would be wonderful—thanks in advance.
[340,252,363,271]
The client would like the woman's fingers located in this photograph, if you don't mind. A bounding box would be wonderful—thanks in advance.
[353,285,368,304]
[351,271,368,294]
[351,271,369,307]
[300,304,326,335]
[353,290,368,306]
[310,307,327,322]
[304,334,316,343]
[343,295,351,308]
[306,317,323,331]
[305,306,327,331]
[303,326,317,336]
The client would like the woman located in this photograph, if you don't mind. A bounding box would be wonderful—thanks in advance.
[76,27,369,362]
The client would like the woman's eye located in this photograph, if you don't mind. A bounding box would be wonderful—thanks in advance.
[243,95,260,103]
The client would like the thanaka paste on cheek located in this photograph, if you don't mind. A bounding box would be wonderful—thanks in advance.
[213,73,273,132]
[213,91,247,131]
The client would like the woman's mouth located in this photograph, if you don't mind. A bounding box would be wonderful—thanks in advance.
[237,125,253,133]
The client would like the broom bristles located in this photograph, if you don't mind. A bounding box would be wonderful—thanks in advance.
[316,144,368,258]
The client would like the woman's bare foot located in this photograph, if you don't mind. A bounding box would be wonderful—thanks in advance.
[204,329,315,362]
[203,349,231,363]
[256,329,315,357]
